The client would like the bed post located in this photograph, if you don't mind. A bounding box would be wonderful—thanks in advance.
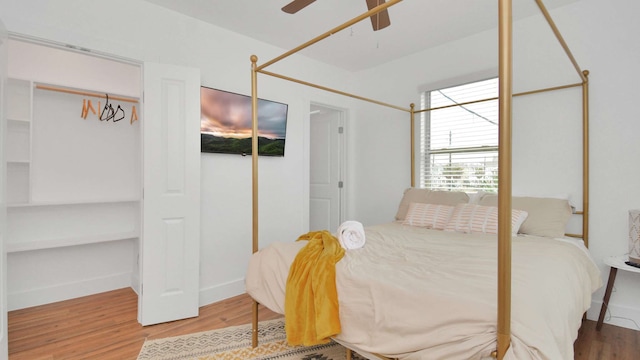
[410,103,416,188]
[250,54,260,348]
[582,70,590,248]
[497,0,513,358]
[534,0,590,247]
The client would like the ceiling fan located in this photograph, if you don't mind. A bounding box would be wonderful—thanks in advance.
[282,0,391,31]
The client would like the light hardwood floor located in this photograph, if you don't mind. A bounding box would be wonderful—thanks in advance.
[7,287,639,359]
[8,288,281,360]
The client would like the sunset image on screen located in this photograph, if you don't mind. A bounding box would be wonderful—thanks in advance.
[200,87,288,156]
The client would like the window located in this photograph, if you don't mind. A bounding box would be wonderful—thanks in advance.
[420,78,499,192]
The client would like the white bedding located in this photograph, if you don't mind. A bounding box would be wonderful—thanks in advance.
[246,222,602,360]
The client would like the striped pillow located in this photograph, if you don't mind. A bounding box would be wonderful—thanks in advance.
[444,204,528,235]
[402,203,455,230]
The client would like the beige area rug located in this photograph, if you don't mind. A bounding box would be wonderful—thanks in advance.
[137,318,367,360]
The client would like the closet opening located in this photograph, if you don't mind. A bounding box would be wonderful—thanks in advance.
[5,37,142,312]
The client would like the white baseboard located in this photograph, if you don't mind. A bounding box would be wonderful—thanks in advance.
[587,300,640,331]
[9,275,247,312]
[199,278,246,307]
[7,272,133,311]
[130,271,140,296]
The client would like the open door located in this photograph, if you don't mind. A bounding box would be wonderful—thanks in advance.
[0,18,9,360]
[309,104,345,232]
[138,62,201,326]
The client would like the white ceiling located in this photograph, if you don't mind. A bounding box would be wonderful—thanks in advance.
[142,0,580,72]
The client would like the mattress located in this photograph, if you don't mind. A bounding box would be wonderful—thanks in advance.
[246,222,602,360]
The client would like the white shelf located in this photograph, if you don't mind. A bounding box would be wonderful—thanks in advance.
[7,117,30,123]
[6,78,31,121]
[7,107,31,164]
[7,197,140,208]
[7,76,32,206]
[7,162,30,204]
[6,231,139,253]
[7,160,30,164]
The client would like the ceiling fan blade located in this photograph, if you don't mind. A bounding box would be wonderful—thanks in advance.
[282,0,317,14]
[365,0,391,31]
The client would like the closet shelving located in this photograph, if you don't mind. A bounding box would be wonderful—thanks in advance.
[5,77,141,254]
[6,78,32,205]
[6,230,139,253]
[6,197,140,208]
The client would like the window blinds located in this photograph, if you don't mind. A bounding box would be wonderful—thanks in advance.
[420,78,499,192]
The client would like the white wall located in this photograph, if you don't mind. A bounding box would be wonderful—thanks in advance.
[0,0,357,307]
[350,0,640,330]
[561,0,640,330]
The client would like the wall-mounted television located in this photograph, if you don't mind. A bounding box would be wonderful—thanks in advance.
[200,86,288,156]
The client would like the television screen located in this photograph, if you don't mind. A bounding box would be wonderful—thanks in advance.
[200,86,288,156]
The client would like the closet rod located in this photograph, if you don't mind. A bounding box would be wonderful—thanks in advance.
[35,84,139,103]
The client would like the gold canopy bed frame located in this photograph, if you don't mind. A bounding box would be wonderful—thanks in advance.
[248,0,590,359]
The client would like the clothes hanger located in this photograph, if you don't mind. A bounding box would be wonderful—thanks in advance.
[130,105,138,124]
[87,100,96,118]
[82,99,88,119]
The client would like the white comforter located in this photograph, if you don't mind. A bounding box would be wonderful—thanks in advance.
[246,223,602,360]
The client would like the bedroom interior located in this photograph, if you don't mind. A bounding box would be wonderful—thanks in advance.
[245,0,596,358]
[1,0,640,359]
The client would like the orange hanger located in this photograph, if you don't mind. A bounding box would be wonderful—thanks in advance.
[87,100,97,116]
[81,99,98,119]
[81,99,88,119]
[130,105,139,124]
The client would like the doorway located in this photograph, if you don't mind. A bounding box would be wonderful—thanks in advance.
[4,38,143,312]
[309,103,346,232]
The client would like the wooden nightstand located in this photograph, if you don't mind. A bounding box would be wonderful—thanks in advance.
[596,255,640,330]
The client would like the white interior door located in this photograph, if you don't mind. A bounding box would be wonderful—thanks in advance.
[139,62,201,326]
[0,17,8,360]
[309,104,344,232]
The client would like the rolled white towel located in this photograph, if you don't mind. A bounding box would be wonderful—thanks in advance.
[337,220,366,250]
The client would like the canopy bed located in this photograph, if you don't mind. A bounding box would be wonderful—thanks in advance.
[246,0,596,359]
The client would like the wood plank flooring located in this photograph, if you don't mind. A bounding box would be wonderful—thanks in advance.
[8,287,639,359]
[8,288,281,360]
[574,318,640,360]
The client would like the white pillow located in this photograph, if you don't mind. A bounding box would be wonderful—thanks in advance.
[467,191,490,205]
[479,195,572,238]
[402,203,455,230]
[395,188,469,221]
[445,204,528,235]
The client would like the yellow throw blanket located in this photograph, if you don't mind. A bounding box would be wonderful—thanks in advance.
[285,230,345,346]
